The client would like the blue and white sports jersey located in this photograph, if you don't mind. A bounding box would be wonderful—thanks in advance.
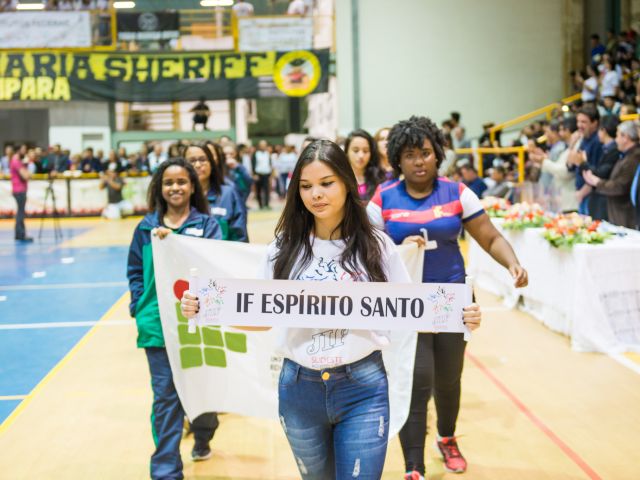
[367,178,484,284]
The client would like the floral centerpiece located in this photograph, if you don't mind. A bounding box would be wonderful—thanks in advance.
[481,196,511,218]
[502,202,549,230]
[542,213,612,248]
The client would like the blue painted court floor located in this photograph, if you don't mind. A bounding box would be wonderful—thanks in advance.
[0,226,129,424]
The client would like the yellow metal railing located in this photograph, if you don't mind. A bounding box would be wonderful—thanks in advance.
[455,146,526,182]
[620,113,640,121]
[489,93,582,144]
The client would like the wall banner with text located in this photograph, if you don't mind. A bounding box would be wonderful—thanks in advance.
[0,49,330,102]
[0,12,92,49]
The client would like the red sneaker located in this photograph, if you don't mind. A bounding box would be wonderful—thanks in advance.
[404,471,424,480]
[436,436,467,473]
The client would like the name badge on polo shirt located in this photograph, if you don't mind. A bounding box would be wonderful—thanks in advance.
[210,207,227,216]
[184,227,204,237]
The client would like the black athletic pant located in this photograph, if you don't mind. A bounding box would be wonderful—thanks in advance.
[255,174,271,208]
[191,412,219,447]
[399,332,467,475]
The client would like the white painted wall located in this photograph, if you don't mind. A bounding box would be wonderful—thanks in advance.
[48,101,111,153]
[336,0,565,139]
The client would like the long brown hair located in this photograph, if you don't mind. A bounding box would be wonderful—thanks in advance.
[272,140,387,282]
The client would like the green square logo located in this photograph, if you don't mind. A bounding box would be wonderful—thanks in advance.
[178,324,201,345]
[204,347,227,367]
[180,347,203,369]
[225,331,247,353]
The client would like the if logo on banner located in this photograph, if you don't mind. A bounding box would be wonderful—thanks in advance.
[173,279,248,369]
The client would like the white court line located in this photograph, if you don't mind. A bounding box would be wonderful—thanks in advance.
[0,320,133,330]
[609,353,640,375]
[0,281,128,291]
[0,395,27,401]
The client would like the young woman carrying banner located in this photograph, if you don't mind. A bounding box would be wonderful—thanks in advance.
[182,142,248,461]
[182,139,481,479]
[367,116,528,479]
[127,158,222,480]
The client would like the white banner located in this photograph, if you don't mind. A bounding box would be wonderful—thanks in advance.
[0,12,91,48]
[189,274,471,332]
[152,235,442,437]
[238,16,313,52]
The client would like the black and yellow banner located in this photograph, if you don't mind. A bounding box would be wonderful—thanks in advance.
[0,49,330,102]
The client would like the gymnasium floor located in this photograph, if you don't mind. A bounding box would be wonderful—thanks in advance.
[0,212,638,480]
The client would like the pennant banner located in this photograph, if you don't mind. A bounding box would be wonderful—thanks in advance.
[152,235,438,436]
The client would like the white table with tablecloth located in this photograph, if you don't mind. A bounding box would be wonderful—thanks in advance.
[467,220,640,354]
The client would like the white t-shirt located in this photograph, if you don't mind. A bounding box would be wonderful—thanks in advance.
[582,76,598,102]
[254,150,272,175]
[261,233,411,369]
[601,70,619,98]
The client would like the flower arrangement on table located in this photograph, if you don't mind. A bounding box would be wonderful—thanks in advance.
[502,202,549,230]
[481,196,511,218]
[542,213,612,248]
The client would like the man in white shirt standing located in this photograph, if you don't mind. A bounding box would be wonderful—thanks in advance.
[232,0,254,17]
[251,140,273,209]
[147,144,168,173]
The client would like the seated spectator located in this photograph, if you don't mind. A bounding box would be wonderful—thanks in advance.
[620,103,637,116]
[49,144,69,173]
[105,150,126,173]
[68,154,82,173]
[99,165,132,219]
[482,166,510,198]
[147,144,168,173]
[1,145,14,174]
[598,96,621,117]
[81,147,103,173]
[459,164,487,198]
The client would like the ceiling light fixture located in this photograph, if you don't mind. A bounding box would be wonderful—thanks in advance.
[113,1,136,9]
[16,2,46,10]
[200,0,234,7]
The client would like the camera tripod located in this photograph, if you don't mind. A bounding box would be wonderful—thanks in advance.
[39,179,63,241]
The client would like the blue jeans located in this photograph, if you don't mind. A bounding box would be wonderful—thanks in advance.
[578,195,590,215]
[145,347,184,480]
[278,351,390,480]
[13,192,26,240]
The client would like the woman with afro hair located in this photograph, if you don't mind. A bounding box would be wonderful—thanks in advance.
[367,115,528,479]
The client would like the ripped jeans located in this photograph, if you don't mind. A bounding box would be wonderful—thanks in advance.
[278,350,390,480]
